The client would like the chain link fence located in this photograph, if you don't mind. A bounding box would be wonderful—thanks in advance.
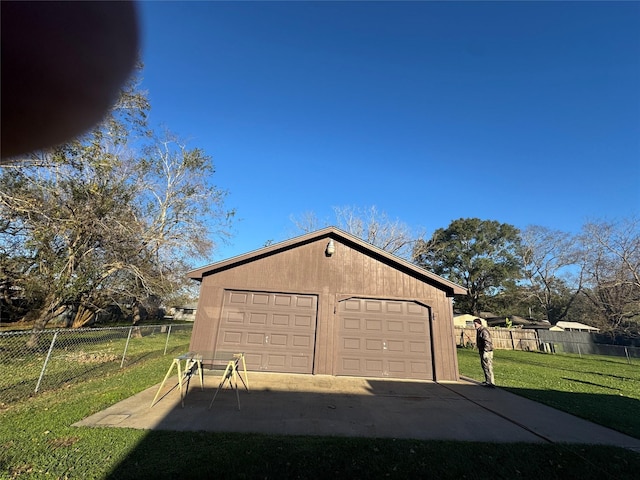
[456,326,640,363]
[537,338,640,360]
[0,324,193,406]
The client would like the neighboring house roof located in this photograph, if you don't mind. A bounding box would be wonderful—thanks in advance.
[554,321,600,332]
[454,314,483,320]
[486,315,552,329]
[453,314,487,327]
[187,226,467,297]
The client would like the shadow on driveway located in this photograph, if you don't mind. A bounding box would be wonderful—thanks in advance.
[74,371,640,451]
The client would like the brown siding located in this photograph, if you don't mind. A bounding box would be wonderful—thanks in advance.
[190,236,460,381]
[430,292,459,381]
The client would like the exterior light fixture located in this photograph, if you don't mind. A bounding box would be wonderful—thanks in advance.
[326,239,335,256]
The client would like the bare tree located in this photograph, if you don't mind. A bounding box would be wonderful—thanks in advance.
[289,211,325,234]
[579,217,640,336]
[520,225,583,324]
[0,73,234,333]
[291,205,417,258]
[333,206,417,258]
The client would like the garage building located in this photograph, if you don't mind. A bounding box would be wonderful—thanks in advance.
[187,227,466,382]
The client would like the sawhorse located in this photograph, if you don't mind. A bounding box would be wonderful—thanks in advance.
[150,353,204,408]
[209,353,249,411]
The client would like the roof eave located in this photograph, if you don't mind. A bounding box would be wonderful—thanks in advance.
[187,226,467,296]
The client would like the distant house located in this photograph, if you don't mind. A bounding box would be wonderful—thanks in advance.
[453,314,486,328]
[550,321,599,333]
[486,315,551,330]
[169,305,197,322]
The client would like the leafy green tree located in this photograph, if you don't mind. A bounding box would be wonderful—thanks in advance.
[413,218,522,315]
[481,279,535,319]
[0,71,234,335]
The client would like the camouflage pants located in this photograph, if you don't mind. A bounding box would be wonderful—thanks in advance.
[480,351,495,385]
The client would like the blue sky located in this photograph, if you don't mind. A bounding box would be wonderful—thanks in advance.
[137,1,640,262]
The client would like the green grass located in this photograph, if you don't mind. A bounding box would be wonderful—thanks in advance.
[0,350,639,479]
[0,327,192,405]
[457,348,640,438]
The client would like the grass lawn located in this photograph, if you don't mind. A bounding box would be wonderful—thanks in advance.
[457,347,640,439]
[1,349,639,479]
[0,325,193,405]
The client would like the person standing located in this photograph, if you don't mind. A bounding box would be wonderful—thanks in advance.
[473,318,495,387]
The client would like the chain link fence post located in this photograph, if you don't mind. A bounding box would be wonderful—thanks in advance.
[35,330,58,393]
[163,324,172,355]
[625,347,631,364]
[120,326,133,368]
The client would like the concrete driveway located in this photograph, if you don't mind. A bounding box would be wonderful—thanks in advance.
[74,371,640,452]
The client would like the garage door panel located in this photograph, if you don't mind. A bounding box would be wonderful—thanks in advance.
[386,302,403,314]
[217,291,317,374]
[246,332,265,345]
[296,296,314,308]
[410,361,429,374]
[294,315,313,327]
[229,292,248,304]
[343,317,361,329]
[343,337,361,350]
[266,354,286,368]
[388,360,405,373]
[248,312,267,324]
[365,359,383,371]
[408,321,427,334]
[272,314,288,325]
[269,333,288,346]
[341,358,360,371]
[365,319,383,331]
[244,352,262,366]
[407,303,424,315]
[344,299,361,311]
[365,300,382,312]
[252,293,269,305]
[409,341,428,353]
[291,356,312,369]
[387,320,404,332]
[293,335,312,347]
[226,311,244,323]
[336,298,432,380]
[386,339,404,352]
[274,295,291,306]
[221,331,242,344]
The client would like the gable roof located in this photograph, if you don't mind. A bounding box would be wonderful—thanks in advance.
[187,226,467,296]
[554,321,600,332]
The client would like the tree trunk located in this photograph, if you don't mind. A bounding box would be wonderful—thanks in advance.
[132,302,143,325]
[72,304,95,328]
[26,294,65,348]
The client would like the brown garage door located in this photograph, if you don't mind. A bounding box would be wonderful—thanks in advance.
[217,290,318,374]
[335,298,433,380]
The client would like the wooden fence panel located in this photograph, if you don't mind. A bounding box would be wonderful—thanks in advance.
[455,327,539,351]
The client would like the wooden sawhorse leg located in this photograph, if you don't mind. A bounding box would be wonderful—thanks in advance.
[150,358,180,408]
[181,358,204,407]
[151,357,204,408]
[235,354,250,392]
[208,360,241,411]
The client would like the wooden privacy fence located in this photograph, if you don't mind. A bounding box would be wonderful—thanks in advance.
[455,327,539,351]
